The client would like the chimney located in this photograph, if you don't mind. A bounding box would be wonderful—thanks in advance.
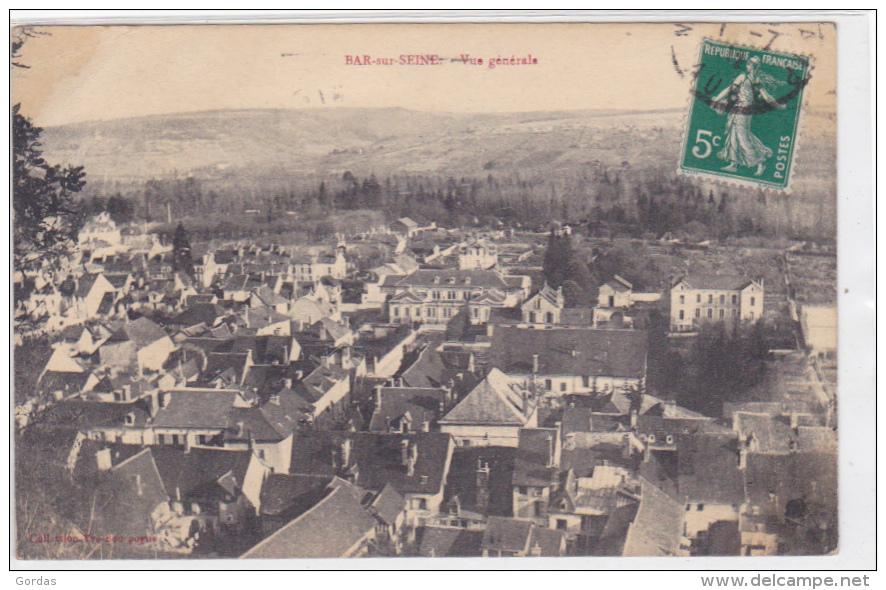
[160,391,171,409]
[407,443,419,477]
[476,459,490,511]
[135,474,143,497]
[341,438,352,468]
[401,439,410,467]
[421,421,430,433]
[630,409,638,429]
[532,354,539,374]
[789,412,799,430]
[622,434,632,458]
[96,448,112,471]
[739,444,747,470]
[284,378,293,390]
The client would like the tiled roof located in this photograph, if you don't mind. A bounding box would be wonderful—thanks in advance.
[151,446,252,501]
[417,527,484,557]
[369,387,448,432]
[346,432,452,495]
[440,368,532,426]
[386,269,511,290]
[173,303,221,328]
[734,412,796,454]
[675,274,756,291]
[260,473,331,517]
[95,449,169,537]
[481,516,532,553]
[123,317,170,348]
[489,326,647,379]
[513,428,559,487]
[674,434,745,505]
[241,484,377,559]
[620,478,686,557]
[152,389,241,430]
[369,483,406,526]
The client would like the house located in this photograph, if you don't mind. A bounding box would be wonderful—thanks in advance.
[512,426,562,524]
[258,473,333,535]
[458,239,498,270]
[289,296,338,329]
[78,212,122,248]
[390,217,435,239]
[290,248,347,282]
[69,273,118,320]
[369,386,452,433]
[438,368,539,447]
[344,431,455,520]
[669,275,764,333]
[597,275,634,309]
[91,448,169,538]
[381,269,529,325]
[521,283,564,325]
[150,446,268,529]
[240,478,380,559]
[417,526,485,557]
[245,307,291,337]
[480,516,566,557]
[489,326,648,396]
[99,317,176,373]
[591,476,690,557]
[291,360,351,428]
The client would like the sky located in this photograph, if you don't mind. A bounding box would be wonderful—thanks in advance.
[12,22,836,127]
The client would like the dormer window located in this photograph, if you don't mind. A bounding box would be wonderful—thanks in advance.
[434,277,441,284]
[420,475,429,485]
[648,433,656,444]
[124,412,135,426]
[448,277,456,285]
[464,277,471,285]
[666,434,674,444]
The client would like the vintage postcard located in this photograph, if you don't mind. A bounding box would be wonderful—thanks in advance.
[12,19,844,564]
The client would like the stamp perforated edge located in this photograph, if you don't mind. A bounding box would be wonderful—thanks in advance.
[676,36,817,195]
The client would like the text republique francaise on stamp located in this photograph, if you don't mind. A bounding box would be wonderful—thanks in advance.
[679,39,810,191]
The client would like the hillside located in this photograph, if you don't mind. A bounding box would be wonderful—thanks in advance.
[39,107,837,238]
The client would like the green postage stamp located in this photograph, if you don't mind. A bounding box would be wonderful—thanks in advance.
[679,38,811,191]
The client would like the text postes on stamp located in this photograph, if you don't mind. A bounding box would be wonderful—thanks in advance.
[679,38,810,191]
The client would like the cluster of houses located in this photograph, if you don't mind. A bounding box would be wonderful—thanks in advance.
[14,214,835,559]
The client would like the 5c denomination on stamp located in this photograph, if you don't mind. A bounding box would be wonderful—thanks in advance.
[679,38,810,191]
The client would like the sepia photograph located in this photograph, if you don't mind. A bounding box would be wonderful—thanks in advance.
[10,14,862,568]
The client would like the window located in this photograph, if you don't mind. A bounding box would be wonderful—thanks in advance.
[529,312,536,323]
[518,486,527,495]
[708,294,713,304]
[696,294,701,303]
[750,297,756,306]
[679,295,685,304]
[697,504,705,511]
[560,382,567,392]
[679,310,685,320]
[556,519,567,530]
[472,308,479,318]
[158,434,167,445]
[707,309,713,319]
[719,294,725,304]
[545,379,552,390]
[582,375,590,388]
[415,498,428,511]
[695,309,700,318]
[171,434,181,446]
[719,309,725,319]
[733,309,739,318]
[732,294,738,304]
[749,312,755,320]
[647,433,656,444]
[545,312,554,323]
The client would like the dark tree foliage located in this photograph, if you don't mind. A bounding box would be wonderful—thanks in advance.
[542,229,594,306]
[13,104,86,273]
[172,222,194,278]
[668,322,770,417]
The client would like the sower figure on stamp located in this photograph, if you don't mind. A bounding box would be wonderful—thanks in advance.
[711,55,786,176]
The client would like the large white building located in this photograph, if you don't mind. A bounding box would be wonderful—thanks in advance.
[381,269,530,325]
[669,275,764,332]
